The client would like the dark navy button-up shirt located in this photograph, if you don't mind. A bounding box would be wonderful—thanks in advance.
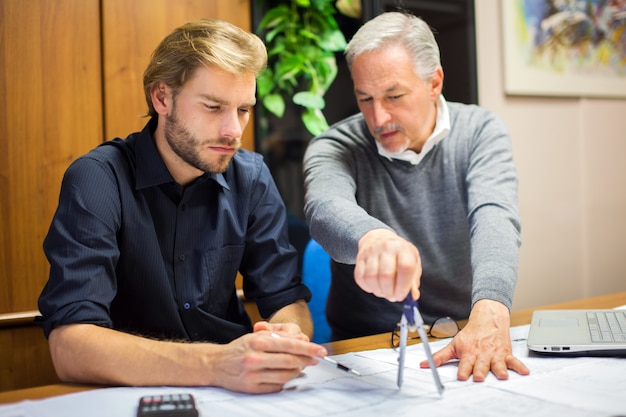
[39,118,310,343]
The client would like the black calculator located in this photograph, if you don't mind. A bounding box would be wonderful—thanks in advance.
[137,393,199,417]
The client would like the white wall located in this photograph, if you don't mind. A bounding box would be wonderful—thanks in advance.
[475,0,626,309]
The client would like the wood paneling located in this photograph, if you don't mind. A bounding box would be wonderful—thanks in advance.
[0,0,103,315]
[0,0,102,392]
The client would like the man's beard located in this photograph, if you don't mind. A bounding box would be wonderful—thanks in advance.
[164,110,240,174]
[374,123,409,154]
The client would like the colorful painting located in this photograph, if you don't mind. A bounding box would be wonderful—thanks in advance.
[502,0,626,97]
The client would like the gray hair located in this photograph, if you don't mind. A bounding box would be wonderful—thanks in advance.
[345,12,441,81]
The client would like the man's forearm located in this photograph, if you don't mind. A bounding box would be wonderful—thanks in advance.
[48,324,220,387]
[268,299,314,338]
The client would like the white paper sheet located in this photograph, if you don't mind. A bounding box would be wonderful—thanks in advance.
[1,324,624,417]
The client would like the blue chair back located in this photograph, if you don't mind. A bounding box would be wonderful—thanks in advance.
[302,239,332,343]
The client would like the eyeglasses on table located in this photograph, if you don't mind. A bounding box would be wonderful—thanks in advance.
[391,316,460,348]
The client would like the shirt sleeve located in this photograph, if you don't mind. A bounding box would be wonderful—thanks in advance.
[38,156,122,338]
[465,109,521,310]
[238,158,311,319]
[303,127,392,264]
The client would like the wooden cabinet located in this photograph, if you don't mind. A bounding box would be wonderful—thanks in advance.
[0,0,254,392]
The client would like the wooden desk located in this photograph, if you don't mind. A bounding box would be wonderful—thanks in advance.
[325,291,626,355]
[1,291,625,404]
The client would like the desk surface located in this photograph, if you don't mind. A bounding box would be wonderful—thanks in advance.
[1,291,625,404]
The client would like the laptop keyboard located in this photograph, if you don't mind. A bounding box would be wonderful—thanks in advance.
[588,311,626,343]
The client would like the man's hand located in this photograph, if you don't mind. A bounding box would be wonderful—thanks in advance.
[210,327,327,394]
[354,229,422,301]
[421,299,530,381]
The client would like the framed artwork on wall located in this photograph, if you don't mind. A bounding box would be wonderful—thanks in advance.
[502,0,626,98]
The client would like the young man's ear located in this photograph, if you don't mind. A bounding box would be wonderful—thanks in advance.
[150,82,171,115]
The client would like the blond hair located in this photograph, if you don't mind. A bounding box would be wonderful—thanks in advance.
[143,19,267,117]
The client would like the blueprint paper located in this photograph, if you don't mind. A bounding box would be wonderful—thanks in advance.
[1,324,624,417]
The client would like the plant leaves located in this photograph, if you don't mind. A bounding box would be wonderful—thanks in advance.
[262,94,286,118]
[265,22,290,44]
[298,28,321,42]
[257,0,356,135]
[301,108,329,136]
[319,29,347,51]
[257,5,290,31]
[293,91,325,109]
[256,70,274,97]
[316,56,338,92]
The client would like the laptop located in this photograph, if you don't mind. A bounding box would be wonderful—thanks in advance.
[527,309,626,356]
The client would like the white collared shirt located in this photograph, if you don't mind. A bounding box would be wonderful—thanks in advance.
[376,95,450,165]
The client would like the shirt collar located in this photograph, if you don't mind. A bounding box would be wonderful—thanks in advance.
[376,95,450,165]
[135,118,230,191]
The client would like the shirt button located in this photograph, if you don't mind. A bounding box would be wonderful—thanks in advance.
[183,303,191,310]
[179,254,185,261]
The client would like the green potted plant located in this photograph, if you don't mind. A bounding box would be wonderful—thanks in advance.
[256,0,360,136]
